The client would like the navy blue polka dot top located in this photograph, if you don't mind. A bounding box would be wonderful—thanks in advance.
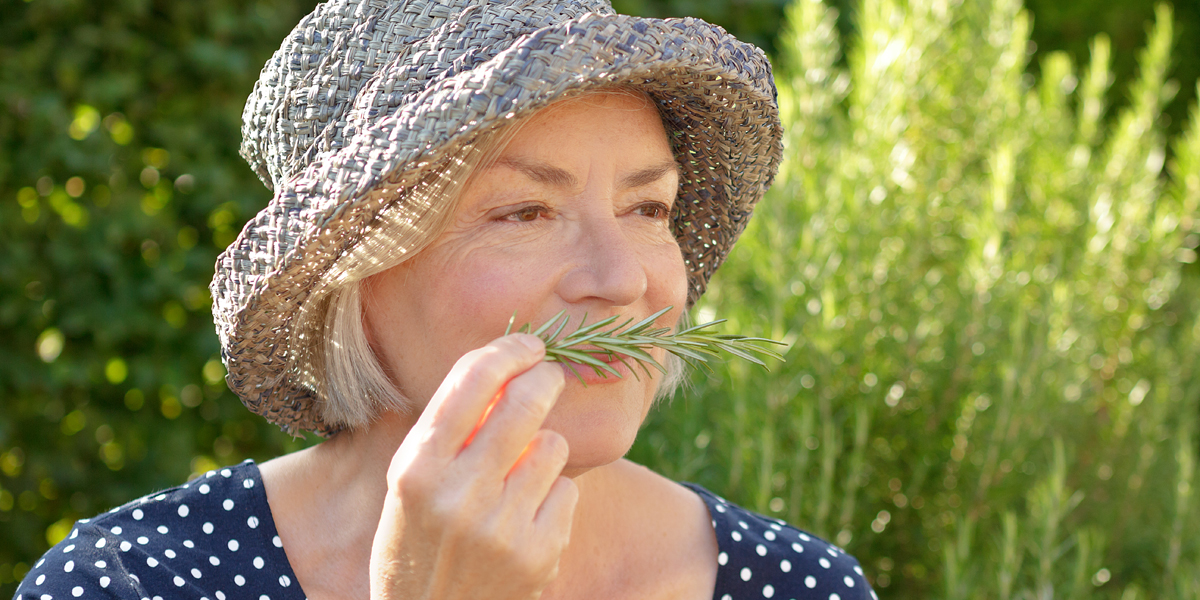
[16,461,874,600]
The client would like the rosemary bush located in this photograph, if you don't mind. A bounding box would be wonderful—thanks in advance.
[630,0,1200,598]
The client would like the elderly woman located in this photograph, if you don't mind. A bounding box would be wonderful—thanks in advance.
[18,1,873,599]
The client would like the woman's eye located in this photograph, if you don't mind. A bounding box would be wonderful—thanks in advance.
[635,202,671,220]
[503,206,546,222]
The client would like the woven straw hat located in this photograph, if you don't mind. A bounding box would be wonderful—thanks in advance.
[211,0,783,435]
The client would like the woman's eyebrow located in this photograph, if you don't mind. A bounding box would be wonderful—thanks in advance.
[494,156,578,188]
[620,161,680,189]
[492,157,679,190]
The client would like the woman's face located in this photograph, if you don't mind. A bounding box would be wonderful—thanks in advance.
[362,91,688,474]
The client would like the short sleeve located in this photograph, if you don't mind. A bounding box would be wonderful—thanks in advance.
[15,519,147,599]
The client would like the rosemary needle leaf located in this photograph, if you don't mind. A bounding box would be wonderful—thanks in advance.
[532,310,567,338]
[512,306,785,380]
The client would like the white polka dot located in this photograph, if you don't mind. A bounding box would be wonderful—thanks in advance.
[799,533,811,541]
[137,536,149,545]
[192,569,202,579]
[199,484,210,494]
[731,531,743,542]
[738,521,749,530]
[844,576,855,587]
[718,552,728,566]
[165,549,177,559]
[259,596,270,600]
[855,565,864,576]
[64,560,74,573]
[95,538,106,549]
[272,536,282,548]
[36,574,45,585]
[770,523,782,531]
[247,516,260,529]
[40,594,51,600]
[120,541,132,552]
[243,479,254,489]
[740,567,752,581]
[184,540,195,549]
[222,499,235,511]
[715,504,726,513]
[721,595,732,600]
[228,540,239,552]
[253,557,264,569]
[763,584,775,598]
[216,592,225,600]
[70,529,79,539]
[220,469,232,478]
[132,509,144,520]
[792,542,804,553]
[805,576,817,588]
[95,560,106,569]
[154,494,166,501]
[147,557,159,567]
[210,556,220,566]
[100,576,110,588]
[755,544,767,556]
[234,575,245,586]
[827,548,838,557]
[820,557,831,568]
[871,590,879,600]
[63,544,75,553]
[129,574,139,583]
[203,523,214,534]
[831,595,841,600]
[780,559,792,572]
[178,505,190,518]
[764,530,776,541]
[157,526,169,534]
[279,575,291,588]
[173,576,185,587]
[72,586,83,597]
[110,526,122,535]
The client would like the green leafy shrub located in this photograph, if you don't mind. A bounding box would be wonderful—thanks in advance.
[631,0,1200,598]
[0,0,321,592]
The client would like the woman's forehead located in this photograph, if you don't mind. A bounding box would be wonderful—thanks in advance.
[492,91,674,167]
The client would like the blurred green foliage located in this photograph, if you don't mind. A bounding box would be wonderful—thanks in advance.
[1,0,1198,598]
[0,0,321,591]
[631,0,1200,598]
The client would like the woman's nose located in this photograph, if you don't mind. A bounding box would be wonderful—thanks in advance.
[555,216,648,307]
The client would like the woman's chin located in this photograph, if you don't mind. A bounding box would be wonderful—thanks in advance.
[544,404,647,478]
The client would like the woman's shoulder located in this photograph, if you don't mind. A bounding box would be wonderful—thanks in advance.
[15,460,303,600]
[681,482,876,600]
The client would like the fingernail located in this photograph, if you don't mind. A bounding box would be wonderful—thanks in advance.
[514,334,543,353]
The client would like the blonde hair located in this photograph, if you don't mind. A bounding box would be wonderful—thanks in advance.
[305,89,687,431]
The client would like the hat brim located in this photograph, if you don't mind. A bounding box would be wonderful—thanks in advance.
[212,12,783,436]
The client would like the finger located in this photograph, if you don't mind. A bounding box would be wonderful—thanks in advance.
[415,334,545,457]
[533,476,579,541]
[503,429,570,517]
[458,361,565,472]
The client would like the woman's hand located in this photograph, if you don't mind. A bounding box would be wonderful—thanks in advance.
[369,334,578,600]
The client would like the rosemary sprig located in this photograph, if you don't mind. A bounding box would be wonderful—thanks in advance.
[504,306,786,384]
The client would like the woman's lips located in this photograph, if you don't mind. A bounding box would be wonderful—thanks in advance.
[558,348,641,385]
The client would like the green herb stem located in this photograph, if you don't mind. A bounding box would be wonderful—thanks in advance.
[506,307,786,384]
